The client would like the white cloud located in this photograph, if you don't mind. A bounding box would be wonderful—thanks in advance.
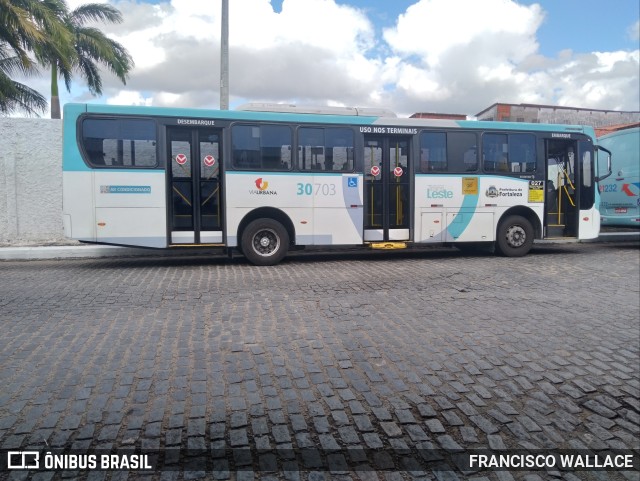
[106,90,152,106]
[42,0,640,116]
[377,0,638,114]
[92,0,382,109]
[549,50,640,110]
[383,0,543,67]
[629,20,640,41]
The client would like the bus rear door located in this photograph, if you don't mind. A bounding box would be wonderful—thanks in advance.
[363,135,411,243]
[168,127,224,245]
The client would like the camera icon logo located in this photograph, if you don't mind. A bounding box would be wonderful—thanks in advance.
[7,451,39,469]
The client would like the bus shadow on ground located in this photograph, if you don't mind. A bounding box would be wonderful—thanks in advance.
[75,242,600,269]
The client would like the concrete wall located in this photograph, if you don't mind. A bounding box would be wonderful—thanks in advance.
[0,118,67,245]
[477,104,640,127]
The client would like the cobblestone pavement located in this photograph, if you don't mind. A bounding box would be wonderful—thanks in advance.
[0,242,638,481]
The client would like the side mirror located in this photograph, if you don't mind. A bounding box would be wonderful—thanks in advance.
[596,145,612,182]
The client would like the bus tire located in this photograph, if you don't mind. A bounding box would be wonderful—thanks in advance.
[496,215,533,257]
[241,218,289,266]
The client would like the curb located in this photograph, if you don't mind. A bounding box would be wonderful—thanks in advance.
[0,245,219,261]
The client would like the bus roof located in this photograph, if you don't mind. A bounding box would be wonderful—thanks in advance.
[64,103,596,137]
[235,102,397,118]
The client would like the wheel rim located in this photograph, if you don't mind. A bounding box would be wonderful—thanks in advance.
[251,228,280,257]
[505,224,527,248]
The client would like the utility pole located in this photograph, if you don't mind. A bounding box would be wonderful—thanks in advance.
[220,0,229,110]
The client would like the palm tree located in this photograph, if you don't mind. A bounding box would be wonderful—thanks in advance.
[44,2,134,118]
[0,0,71,115]
[0,44,47,115]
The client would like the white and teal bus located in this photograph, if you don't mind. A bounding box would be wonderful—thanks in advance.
[597,126,639,227]
[62,103,611,265]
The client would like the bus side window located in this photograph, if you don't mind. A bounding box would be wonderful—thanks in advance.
[232,124,291,171]
[510,134,536,173]
[483,133,536,174]
[81,118,157,168]
[260,125,291,171]
[448,132,477,172]
[299,127,354,172]
[579,141,595,210]
[232,125,260,169]
[420,132,447,172]
[483,133,507,172]
[84,138,106,165]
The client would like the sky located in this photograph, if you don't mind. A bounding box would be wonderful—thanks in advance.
[19,0,640,117]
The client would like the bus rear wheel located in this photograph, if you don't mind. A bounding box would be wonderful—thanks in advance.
[496,215,533,257]
[241,218,289,266]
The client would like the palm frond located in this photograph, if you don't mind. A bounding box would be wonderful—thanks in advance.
[71,3,123,26]
[0,48,40,76]
[74,26,133,87]
[0,68,47,116]
[76,55,101,95]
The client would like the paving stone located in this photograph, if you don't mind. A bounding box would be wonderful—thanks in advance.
[487,434,508,450]
[425,419,446,434]
[273,425,292,444]
[371,407,392,422]
[380,422,403,438]
[338,426,360,444]
[436,434,463,452]
[290,413,308,432]
[318,433,341,451]
[0,243,636,478]
[460,426,479,443]
[353,415,375,433]
[582,399,617,418]
[469,415,499,435]
[488,409,511,424]
[362,432,383,449]
[518,416,543,432]
[313,416,331,434]
[229,428,249,447]
[417,403,437,418]
[331,410,350,426]
[456,402,478,417]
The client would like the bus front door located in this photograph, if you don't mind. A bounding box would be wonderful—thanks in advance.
[545,139,578,238]
[168,127,223,245]
[363,136,411,242]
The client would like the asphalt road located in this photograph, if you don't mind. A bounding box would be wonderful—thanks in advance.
[0,241,638,480]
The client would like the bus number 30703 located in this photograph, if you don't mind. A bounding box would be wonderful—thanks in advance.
[297,183,337,196]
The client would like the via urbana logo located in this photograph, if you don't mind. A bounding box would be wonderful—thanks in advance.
[251,178,277,195]
[255,178,269,191]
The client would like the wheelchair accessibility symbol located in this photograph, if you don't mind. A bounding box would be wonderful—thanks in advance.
[347,177,358,188]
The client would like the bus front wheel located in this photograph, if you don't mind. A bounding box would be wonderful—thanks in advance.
[496,215,533,257]
[241,218,289,266]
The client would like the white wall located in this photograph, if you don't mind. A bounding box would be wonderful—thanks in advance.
[0,118,67,245]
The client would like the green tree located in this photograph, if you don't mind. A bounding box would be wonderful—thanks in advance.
[0,0,70,115]
[43,2,134,118]
[0,44,47,115]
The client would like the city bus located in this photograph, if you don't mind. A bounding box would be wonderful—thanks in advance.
[597,126,639,227]
[62,103,611,265]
